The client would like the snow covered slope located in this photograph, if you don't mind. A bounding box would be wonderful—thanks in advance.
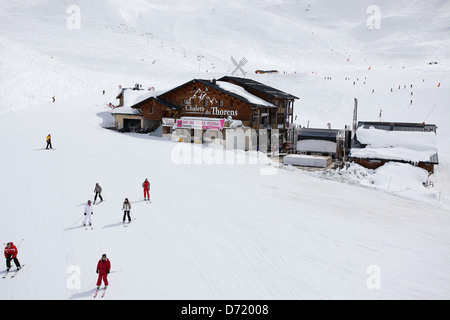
[0,0,449,299]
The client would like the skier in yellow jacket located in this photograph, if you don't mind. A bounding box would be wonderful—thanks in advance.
[46,134,52,149]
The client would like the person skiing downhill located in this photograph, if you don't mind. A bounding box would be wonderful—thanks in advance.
[93,183,103,205]
[142,178,150,201]
[46,134,53,149]
[4,242,21,272]
[96,254,111,289]
[122,198,131,223]
[83,200,94,226]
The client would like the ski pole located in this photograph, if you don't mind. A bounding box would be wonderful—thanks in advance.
[17,238,24,249]
[3,239,24,247]
[74,215,84,224]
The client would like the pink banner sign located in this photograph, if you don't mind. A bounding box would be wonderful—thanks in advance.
[177,118,225,130]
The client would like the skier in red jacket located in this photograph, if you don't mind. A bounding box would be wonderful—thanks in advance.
[142,178,150,201]
[4,242,21,271]
[96,254,111,289]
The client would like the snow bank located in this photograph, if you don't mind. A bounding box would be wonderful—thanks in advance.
[371,162,440,205]
[311,162,441,206]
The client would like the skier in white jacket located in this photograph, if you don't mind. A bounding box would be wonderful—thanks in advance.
[83,200,94,226]
[122,198,131,223]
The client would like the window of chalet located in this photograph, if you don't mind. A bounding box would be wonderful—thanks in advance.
[219,100,224,107]
[203,99,208,107]
[262,115,268,126]
[148,106,154,114]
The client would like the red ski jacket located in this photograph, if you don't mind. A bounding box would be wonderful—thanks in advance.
[143,181,150,190]
[4,243,18,258]
[97,258,111,274]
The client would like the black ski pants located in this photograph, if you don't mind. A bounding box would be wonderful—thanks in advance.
[6,255,20,269]
[123,211,131,222]
[94,192,103,202]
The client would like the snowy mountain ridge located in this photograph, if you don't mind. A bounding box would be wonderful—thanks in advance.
[0,0,449,300]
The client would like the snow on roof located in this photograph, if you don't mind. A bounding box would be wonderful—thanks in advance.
[216,81,275,107]
[113,89,171,115]
[111,104,140,115]
[218,76,299,99]
[350,126,438,163]
[132,90,166,106]
[113,89,148,115]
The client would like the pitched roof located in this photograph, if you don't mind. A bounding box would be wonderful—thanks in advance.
[215,81,274,107]
[159,79,277,108]
[218,76,299,100]
[151,97,181,111]
[128,78,297,111]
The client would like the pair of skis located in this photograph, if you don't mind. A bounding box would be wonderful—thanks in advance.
[93,286,108,298]
[2,264,25,279]
[94,199,105,205]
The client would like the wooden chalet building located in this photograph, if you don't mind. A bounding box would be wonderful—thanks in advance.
[122,77,299,149]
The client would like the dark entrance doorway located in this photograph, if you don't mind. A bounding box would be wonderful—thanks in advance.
[123,119,141,132]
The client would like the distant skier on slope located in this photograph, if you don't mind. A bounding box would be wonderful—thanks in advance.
[142,178,150,201]
[96,254,111,289]
[4,242,21,272]
[83,200,94,227]
[46,134,53,149]
[93,183,103,205]
[122,198,131,223]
